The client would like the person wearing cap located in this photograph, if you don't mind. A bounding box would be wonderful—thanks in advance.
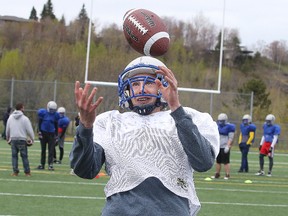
[54,107,70,164]
[70,56,220,215]
[256,114,281,177]
[238,114,256,173]
[37,101,60,171]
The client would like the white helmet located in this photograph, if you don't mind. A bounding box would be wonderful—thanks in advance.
[265,114,275,125]
[218,113,228,121]
[120,56,166,81]
[217,113,228,125]
[57,107,66,113]
[118,56,168,115]
[242,114,252,124]
[47,101,57,113]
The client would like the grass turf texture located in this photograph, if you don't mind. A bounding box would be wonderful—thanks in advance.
[0,139,288,215]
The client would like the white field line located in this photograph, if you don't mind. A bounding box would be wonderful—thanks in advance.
[0,192,287,208]
[201,202,288,207]
[0,192,105,200]
[197,187,288,194]
[0,178,106,186]
[1,178,287,194]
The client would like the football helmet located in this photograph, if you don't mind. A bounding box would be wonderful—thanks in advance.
[217,113,228,125]
[47,101,57,113]
[57,107,66,117]
[57,107,66,113]
[118,56,168,115]
[265,114,275,125]
[242,114,252,125]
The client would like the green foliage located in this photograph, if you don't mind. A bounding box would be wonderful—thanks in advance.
[234,79,271,120]
[0,49,25,78]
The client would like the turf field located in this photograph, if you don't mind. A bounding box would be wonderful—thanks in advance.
[0,139,288,216]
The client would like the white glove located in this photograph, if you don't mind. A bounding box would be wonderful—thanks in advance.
[224,146,230,153]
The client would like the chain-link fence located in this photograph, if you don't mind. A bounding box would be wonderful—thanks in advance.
[0,78,287,150]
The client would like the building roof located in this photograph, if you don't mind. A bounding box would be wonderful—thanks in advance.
[0,15,32,23]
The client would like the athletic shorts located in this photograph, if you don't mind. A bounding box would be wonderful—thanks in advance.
[216,148,230,164]
[260,141,274,157]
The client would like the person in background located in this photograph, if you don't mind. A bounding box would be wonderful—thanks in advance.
[6,103,34,176]
[70,56,220,215]
[212,113,235,180]
[2,106,12,139]
[238,114,256,173]
[37,101,60,171]
[74,113,80,127]
[256,114,281,177]
[54,107,70,164]
[70,112,80,176]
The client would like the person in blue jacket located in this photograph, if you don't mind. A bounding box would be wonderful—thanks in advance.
[212,113,236,180]
[238,114,256,173]
[70,56,220,216]
[37,101,60,171]
[54,107,70,164]
[256,114,281,177]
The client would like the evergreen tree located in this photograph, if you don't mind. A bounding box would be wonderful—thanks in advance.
[40,0,56,20]
[233,78,271,110]
[29,7,38,21]
[40,5,48,20]
[60,15,66,25]
[77,4,89,40]
[78,4,89,22]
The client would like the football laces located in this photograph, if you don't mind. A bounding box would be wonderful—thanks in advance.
[128,15,148,35]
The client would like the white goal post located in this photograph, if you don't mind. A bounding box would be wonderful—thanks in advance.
[84,0,226,94]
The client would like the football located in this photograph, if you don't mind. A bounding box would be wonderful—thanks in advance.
[123,8,170,57]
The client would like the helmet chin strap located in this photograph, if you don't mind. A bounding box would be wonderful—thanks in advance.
[129,98,162,115]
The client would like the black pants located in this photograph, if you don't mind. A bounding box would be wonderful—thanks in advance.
[40,131,55,166]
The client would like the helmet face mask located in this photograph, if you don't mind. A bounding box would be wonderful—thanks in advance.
[118,56,168,115]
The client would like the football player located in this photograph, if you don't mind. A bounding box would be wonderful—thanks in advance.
[238,114,256,173]
[70,56,220,215]
[54,107,70,164]
[256,114,281,177]
[212,113,236,180]
[37,101,60,171]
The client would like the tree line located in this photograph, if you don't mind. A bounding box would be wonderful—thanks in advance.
[0,0,287,123]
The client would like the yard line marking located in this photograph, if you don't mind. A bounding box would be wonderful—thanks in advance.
[0,192,287,208]
[0,178,106,186]
[0,192,105,200]
[202,201,288,207]
[1,178,288,195]
[197,187,288,194]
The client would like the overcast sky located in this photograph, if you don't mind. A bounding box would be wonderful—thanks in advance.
[0,0,287,48]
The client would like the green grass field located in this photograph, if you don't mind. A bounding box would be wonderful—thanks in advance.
[1,139,288,216]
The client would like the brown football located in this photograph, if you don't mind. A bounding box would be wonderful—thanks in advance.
[123,8,170,57]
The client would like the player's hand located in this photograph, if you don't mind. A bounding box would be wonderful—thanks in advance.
[74,81,103,128]
[224,146,230,153]
[155,66,181,112]
[26,139,33,147]
[38,131,43,140]
[269,147,273,152]
[258,145,262,151]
